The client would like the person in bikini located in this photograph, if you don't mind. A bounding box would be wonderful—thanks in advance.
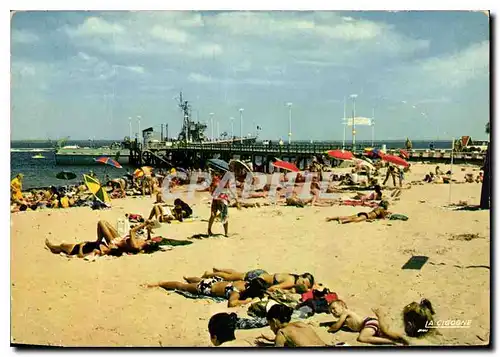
[327,300,408,345]
[200,268,315,293]
[148,203,176,223]
[143,276,268,308]
[45,220,157,257]
[325,200,391,224]
[353,185,383,202]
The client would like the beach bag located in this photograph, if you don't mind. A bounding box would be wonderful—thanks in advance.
[389,214,409,221]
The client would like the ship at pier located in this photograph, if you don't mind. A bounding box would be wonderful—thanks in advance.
[55,92,257,165]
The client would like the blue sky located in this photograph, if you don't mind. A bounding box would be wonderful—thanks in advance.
[11,11,489,141]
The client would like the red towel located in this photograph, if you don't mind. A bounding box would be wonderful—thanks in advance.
[301,290,338,303]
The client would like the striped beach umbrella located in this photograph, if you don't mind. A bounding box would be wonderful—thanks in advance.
[94,156,123,169]
[83,174,110,203]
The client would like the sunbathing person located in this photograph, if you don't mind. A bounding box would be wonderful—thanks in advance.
[327,300,408,345]
[148,203,175,223]
[202,268,314,293]
[255,304,327,347]
[353,185,382,202]
[144,276,268,308]
[45,220,157,257]
[326,200,391,224]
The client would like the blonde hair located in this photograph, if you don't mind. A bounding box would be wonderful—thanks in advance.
[329,299,347,310]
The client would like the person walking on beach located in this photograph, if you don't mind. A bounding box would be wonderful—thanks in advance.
[207,173,240,237]
[383,165,397,187]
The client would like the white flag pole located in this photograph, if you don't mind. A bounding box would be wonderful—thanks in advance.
[449,137,454,204]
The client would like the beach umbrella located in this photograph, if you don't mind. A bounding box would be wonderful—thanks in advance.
[207,158,230,172]
[380,153,409,168]
[353,158,375,171]
[326,149,355,161]
[271,159,300,172]
[229,159,255,177]
[94,156,123,169]
[56,171,77,180]
[399,149,410,159]
[83,174,111,203]
[133,166,153,178]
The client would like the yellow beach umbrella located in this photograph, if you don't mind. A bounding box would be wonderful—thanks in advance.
[83,174,110,203]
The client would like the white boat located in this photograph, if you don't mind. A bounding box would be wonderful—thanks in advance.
[32,154,46,159]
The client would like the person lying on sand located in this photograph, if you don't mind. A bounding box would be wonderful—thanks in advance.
[255,304,327,347]
[327,300,408,345]
[208,313,254,347]
[45,220,157,257]
[148,203,176,223]
[201,268,314,293]
[326,200,391,224]
[144,276,268,308]
[353,185,382,202]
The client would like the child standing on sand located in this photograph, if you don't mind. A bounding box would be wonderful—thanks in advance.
[327,300,408,345]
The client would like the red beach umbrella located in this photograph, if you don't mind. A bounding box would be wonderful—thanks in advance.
[399,149,410,159]
[272,159,300,172]
[380,153,409,167]
[94,156,123,169]
[326,149,355,161]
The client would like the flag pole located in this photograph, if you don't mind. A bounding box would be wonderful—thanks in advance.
[449,137,454,204]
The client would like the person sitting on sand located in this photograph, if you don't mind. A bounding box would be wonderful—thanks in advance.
[325,200,391,224]
[148,203,176,223]
[255,304,327,347]
[208,313,254,347]
[435,166,444,176]
[173,198,193,221]
[45,220,157,258]
[327,300,408,345]
[423,172,434,183]
[403,298,435,338]
[353,185,383,202]
[464,173,474,183]
[144,276,268,308]
[201,268,314,293]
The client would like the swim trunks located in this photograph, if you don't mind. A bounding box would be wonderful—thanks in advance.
[244,269,268,282]
[362,317,380,336]
[224,284,240,299]
[196,276,224,296]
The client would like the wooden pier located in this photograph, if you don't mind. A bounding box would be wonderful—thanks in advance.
[128,140,485,172]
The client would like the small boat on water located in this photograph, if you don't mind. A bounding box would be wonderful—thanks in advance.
[32,153,46,159]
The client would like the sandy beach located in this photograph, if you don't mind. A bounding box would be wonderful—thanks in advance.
[10,163,490,347]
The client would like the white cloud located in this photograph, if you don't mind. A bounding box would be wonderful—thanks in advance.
[11,29,39,43]
[150,26,189,43]
[188,72,213,83]
[66,17,125,37]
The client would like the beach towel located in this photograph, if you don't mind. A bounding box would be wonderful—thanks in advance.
[389,214,409,221]
[235,317,269,330]
[301,290,338,304]
[127,213,144,223]
[174,290,225,302]
[151,236,193,246]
